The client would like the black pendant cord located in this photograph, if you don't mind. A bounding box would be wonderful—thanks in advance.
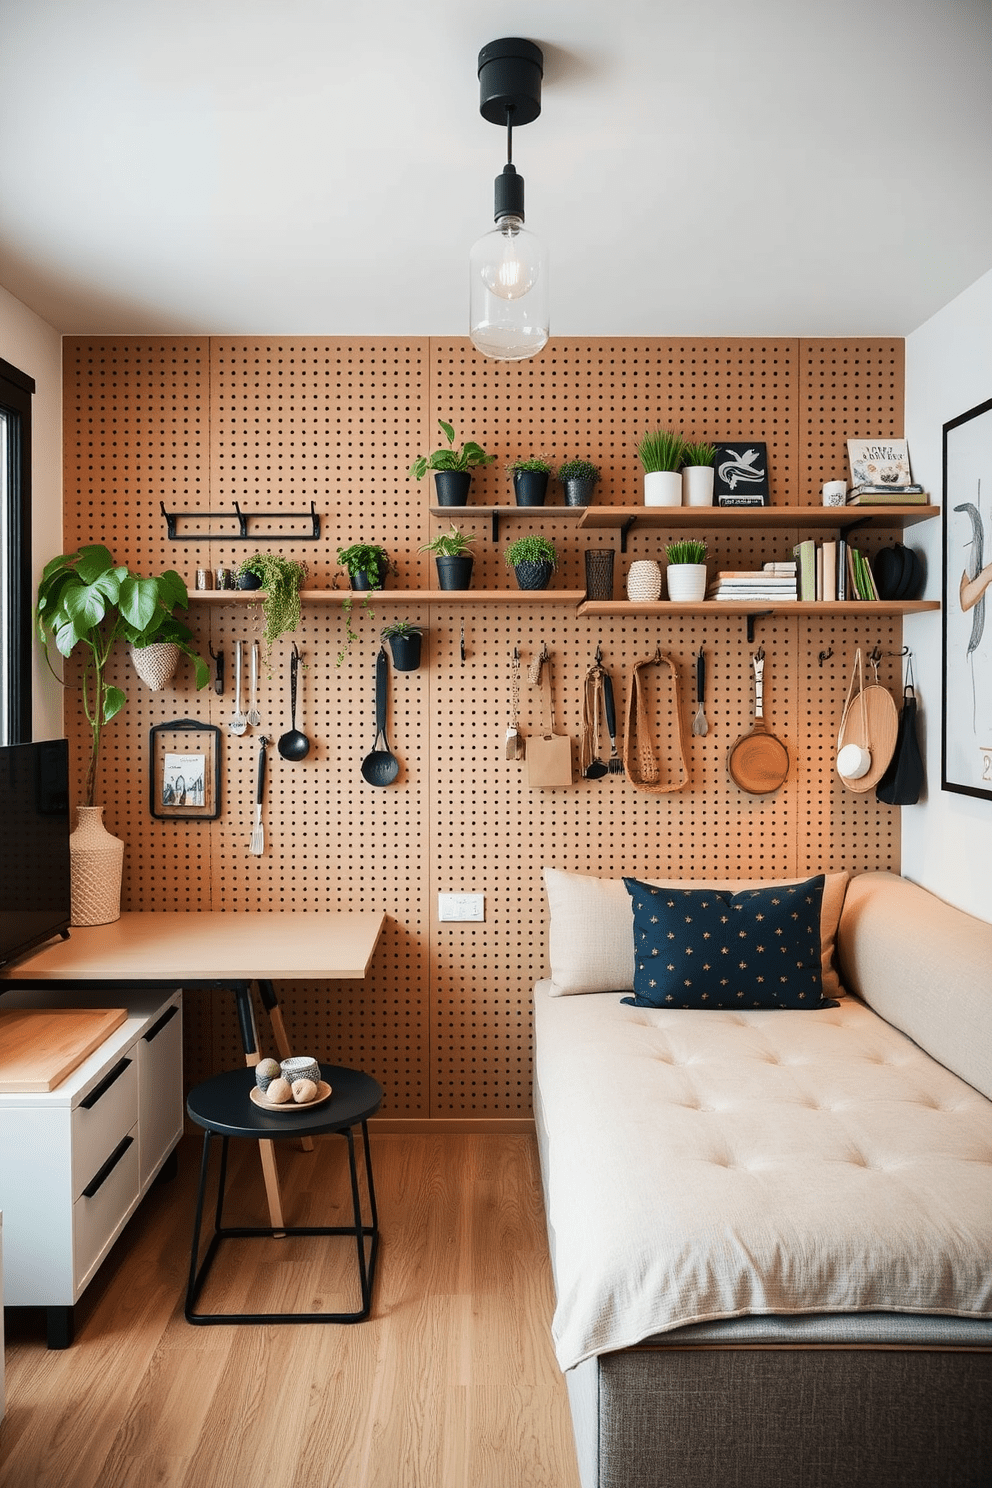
[505,106,514,165]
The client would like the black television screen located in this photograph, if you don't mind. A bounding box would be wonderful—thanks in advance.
[0,737,72,968]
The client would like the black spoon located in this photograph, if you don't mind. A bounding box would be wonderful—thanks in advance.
[278,644,311,760]
[361,647,400,786]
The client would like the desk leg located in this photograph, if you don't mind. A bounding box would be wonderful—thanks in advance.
[232,981,286,1234]
[257,978,314,1155]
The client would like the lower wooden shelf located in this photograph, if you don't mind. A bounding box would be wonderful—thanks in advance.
[578,599,941,617]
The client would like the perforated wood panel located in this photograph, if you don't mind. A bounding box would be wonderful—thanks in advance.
[61,336,909,1122]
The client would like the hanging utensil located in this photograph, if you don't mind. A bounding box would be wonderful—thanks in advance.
[727,647,789,794]
[277,643,311,761]
[229,640,247,735]
[249,736,268,856]
[603,668,624,774]
[361,646,400,786]
[692,647,709,736]
[247,641,262,727]
[581,653,608,779]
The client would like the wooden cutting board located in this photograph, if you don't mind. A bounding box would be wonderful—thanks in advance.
[0,1008,128,1092]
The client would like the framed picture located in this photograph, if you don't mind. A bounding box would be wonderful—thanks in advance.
[150,718,221,820]
[713,441,769,505]
[942,396,992,801]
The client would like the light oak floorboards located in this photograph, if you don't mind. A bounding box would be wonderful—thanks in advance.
[0,1134,580,1488]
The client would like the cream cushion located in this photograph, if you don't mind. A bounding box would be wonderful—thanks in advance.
[544,866,849,1001]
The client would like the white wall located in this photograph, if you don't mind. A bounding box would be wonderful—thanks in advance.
[904,267,992,924]
[0,283,63,742]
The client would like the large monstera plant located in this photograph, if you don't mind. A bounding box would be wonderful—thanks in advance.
[37,544,209,805]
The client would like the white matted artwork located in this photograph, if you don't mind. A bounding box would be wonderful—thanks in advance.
[150,718,221,819]
[942,396,992,800]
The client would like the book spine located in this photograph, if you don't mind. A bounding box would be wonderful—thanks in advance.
[792,539,817,601]
[822,540,837,602]
[837,536,847,601]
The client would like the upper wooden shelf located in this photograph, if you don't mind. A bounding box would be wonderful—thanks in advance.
[577,503,939,548]
[428,504,586,540]
[188,589,587,605]
[577,599,941,617]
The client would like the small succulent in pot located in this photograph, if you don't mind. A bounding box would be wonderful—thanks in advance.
[504,534,558,591]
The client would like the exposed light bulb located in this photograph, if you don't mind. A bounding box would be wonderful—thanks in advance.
[479,216,539,299]
[470,213,549,360]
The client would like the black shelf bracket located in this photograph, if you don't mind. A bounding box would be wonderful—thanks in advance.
[161,501,321,542]
[619,516,638,553]
[746,610,772,644]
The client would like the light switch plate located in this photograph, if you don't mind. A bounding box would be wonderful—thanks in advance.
[438,893,485,922]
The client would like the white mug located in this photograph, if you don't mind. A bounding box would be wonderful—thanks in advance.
[837,743,871,779]
[822,480,847,506]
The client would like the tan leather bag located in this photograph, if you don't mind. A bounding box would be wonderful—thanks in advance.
[528,653,573,789]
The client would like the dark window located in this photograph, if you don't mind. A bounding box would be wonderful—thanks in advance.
[0,357,36,744]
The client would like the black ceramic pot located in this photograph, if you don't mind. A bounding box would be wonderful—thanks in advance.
[236,571,263,590]
[433,471,472,507]
[513,560,553,591]
[350,566,386,591]
[562,477,597,508]
[386,632,423,671]
[513,470,549,506]
[434,555,474,590]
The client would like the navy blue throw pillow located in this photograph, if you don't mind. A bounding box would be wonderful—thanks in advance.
[621,876,829,1010]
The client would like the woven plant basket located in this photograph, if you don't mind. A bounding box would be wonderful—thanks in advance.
[70,806,124,926]
[130,642,180,690]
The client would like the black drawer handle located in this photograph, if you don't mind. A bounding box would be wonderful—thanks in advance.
[80,1056,132,1109]
[143,1004,179,1043]
[82,1134,133,1198]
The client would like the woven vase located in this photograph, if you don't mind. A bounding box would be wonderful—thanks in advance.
[130,642,180,690]
[70,806,124,926]
[626,559,662,603]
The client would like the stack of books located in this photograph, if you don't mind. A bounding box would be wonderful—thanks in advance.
[846,437,929,505]
[707,562,797,601]
[792,538,879,601]
[848,484,929,506]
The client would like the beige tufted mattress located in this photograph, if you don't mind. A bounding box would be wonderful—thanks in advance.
[533,980,992,1373]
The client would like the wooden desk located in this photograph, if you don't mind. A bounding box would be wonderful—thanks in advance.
[1,911,386,1230]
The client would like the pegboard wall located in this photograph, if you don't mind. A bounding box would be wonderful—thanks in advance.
[61,335,911,1124]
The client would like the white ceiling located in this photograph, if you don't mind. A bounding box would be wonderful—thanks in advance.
[2,0,991,340]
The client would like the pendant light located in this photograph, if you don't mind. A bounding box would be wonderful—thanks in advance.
[469,38,549,361]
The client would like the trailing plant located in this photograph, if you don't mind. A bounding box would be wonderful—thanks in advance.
[637,429,687,473]
[507,456,555,475]
[236,553,309,652]
[409,420,494,480]
[419,524,477,557]
[665,539,708,565]
[380,620,422,640]
[36,543,209,806]
[504,535,558,568]
[682,440,717,467]
[557,459,600,484]
[334,544,396,667]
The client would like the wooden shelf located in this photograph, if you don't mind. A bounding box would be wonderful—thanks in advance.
[189,589,587,605]
[578,599,941,617]
[428,505,586,539]
[578,503,939,550]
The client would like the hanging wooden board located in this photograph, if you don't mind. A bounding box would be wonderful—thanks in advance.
[0,1008,128,1092]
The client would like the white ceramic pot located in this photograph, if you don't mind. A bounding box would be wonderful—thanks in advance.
[682,466,715,507]
[666,563,708,603]
[626,559,663,602]
[643,471,682,507]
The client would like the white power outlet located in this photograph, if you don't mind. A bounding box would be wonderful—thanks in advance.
[438,893,485,922]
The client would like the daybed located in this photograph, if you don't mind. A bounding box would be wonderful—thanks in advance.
[534,868,992,1488]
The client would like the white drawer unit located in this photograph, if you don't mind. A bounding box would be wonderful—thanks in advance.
[0,987,182,1347]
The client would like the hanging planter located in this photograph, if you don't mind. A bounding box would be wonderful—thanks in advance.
[129,641,180,690]
[381,622,424,671]
[235,554,309,654]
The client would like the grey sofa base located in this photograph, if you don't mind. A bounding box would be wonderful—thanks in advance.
[568,1345,992,1488]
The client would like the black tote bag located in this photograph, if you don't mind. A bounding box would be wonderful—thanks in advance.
[876,684,925,806]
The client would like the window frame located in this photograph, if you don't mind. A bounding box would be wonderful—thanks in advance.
[0,355,37,745]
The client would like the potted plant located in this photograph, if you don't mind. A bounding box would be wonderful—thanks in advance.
[409,419,495,506]
[334,544,396,665]
[637,430,687,507]
[665,539,709,602]
[504,535,558,590]
[235,554,309,652]
[381,619,424,671]
[420,524,477,590]
[681,441,717,507]
[507,456,554,507]
[36,544,210,925]
[557,458,599,508]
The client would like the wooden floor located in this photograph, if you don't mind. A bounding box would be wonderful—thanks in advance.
[0,1133,581,1488]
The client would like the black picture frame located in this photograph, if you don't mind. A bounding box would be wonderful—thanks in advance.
[150,718,221,820]
[713,441,769,506]
[942,395,992,801]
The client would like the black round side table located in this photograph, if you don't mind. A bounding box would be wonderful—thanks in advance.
[184,1064,382,1326]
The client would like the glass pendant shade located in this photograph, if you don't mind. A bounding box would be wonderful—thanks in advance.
[469,215,549,360]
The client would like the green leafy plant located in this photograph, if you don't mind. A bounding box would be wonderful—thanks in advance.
[36,543,209,806]
[419,524,477,557]
[409,420,494,480]
[637,430,687,473]
[507,456,555,475]
[557,459,600,484]
[334,544,396,666]
[504,535,558,568]
[682,441,717,467]
[665,539,708,565]
[235,553,309,652]
[380,620,422,640]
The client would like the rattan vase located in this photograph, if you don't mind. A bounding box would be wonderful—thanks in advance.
[626,559,662,603]
[70,805,124,926]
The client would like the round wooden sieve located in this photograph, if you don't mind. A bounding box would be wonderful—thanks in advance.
[837,683,898,793]
[728,650,790,795]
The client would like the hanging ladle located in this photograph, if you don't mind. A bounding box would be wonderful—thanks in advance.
[361,646,400,786]
[278,643,311,760]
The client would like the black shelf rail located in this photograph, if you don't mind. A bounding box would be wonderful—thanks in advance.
[161,501,321,542]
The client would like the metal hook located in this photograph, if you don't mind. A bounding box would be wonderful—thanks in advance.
[818,647,833,667]
[594,643,603,664]
[460,625,466,663]
[209,644,225,695]
[868,644,883,667]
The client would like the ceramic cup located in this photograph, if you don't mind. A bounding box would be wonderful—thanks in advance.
[281,1055,321,1087]
[837,743,871,779]
[822,480,847,506]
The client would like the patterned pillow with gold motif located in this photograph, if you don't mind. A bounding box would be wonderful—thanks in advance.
[620,876,833,1009]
